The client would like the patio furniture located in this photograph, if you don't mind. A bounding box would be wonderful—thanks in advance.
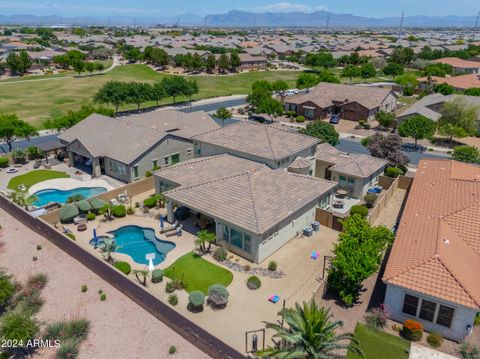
[74,215,87,224]
[333,199,344,209]
[77,223,87,231]
[269,295,280,304]
[336,189,347,198]
[62,225,73,234]
[110,199,119,206]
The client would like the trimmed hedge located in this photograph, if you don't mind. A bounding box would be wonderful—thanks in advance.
[207,284,229,308]
[0,157,9,168]
[76,200,92,214]
[247,276,261,290]
[350,205,369,217]
[188,291,205,312]
[385,166,404,178]
[143,195,160,209]
[114,261,131,275]
[86,213,96,221]
[151,269,164,283]
[59,204,79,223]
[89,198,107,213]
[296,115,305,123]
[112,205,126,218]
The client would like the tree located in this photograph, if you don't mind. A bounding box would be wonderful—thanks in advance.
[360,63,376,79]
[367,133,408,167]
[438,98,479,142]
[127,82,153,110]
[205,54,216,73]
[434,83,455,95]
[162,76,189,103]
[9,190,38,209]
[256,97,284,116]
[195,230,216,254]
[317,69,340,83]
[6,50,32,75]
[0,114,38,153]
[395,73,418,96]
[296,72,319,89]
[99,237,119,263]
[464,88,480,96]
[341,65,361,83]
[184,79,199,110]
[72,60,85,76]
[124,47,142,62]
[85,62,95,75]
[452,145,480,164]
[218,53,229,73]
[149,48,169,68]
[53,54,71,69]
[133,269,149,286]
[94,62,105,72]
[152,82,166,106]
[304,51,336,68]
[375,111,395,130]
[229,52,240,71]
[389,47,414,65]
[397,115,436,147]
[271,80,289,93]
[383,62,404,80]
[258,300,363,358]
[328,215,394,305]
[368,57,387,70]
[94,81,129,115]
[300,121,339,146]
[424,63,454,77]
[214,107,232,127]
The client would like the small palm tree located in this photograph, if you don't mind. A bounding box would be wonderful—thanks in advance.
[214,107,232,127]
[258,300,363,358]
[133,269,149,286]
[101,204,114,221]
[9,190,38,209]
[195,230,216,254]
[99,238,119,263]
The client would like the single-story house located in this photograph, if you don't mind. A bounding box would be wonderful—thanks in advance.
[238,53,268,70]
[58,110,221,182]
[417,74,480,91]
[192,121,319,172]
[284,83,397,122]
[155,154,337,263]
[314,143,388,198]
[383,159,480,342]
[433,57,480,74]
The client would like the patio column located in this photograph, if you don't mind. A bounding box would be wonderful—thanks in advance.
[166,200,174,223]
[92,158,101,178]
[68,150,74,166]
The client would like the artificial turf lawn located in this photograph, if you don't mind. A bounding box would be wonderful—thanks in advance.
[163,252,233,294]
[7,170,70,190]
[347,323,410,359]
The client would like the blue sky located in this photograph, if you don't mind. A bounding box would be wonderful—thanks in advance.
[1,0,478,17]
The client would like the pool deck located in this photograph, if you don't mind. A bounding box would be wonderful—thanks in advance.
[28,177,115,195]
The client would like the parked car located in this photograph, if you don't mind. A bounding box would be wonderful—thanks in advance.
[284,89,299,96]
[248,114,273,124]
[329,114,340,124]
[401,143,426,153]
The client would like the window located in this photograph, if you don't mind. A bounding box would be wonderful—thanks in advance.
[339,175,346,182]
[230,228,243,249]
[164,156,169,165]
[244,235,251,253]
[133,165,139,179]
[171,153,180,164]
[152,159,158,169]
[223,226,229,242]
[187,148,192,156]
[402,294,419,316]
[347,177,355,184]
[436,305,454,328]
[419,299,436,322]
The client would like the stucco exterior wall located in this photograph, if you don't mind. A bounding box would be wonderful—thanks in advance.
[384,284,476,342]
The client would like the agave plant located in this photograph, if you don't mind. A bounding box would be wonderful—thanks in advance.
[258,300,364,359]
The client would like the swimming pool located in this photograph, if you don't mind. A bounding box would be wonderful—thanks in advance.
[90,225,176,265]
[33,187,107,206]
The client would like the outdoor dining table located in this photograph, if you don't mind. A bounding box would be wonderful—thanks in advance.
[335,189,348,198]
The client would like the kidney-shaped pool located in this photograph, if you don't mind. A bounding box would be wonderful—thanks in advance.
[33,187,107,206]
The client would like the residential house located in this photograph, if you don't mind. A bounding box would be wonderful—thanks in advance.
[58,110,221,182]
[384,159,480,342]
[284,83,397,122]
[238,53,268,70]
[417,74,480,91]
[314,143,388,198]
[433,57,480,74]
[155,154,337,263]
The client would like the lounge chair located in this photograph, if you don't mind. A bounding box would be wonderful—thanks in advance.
[74,215,88,224]
[269,295,280,304]
[62,225,73,234]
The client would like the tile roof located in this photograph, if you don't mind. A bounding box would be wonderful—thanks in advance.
[193,121,318,161]
[417,74,480,90]
[383,159,480,309]
[433,57,480,69]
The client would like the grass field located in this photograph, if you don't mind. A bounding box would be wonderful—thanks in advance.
[347,323,410,359]
[164,252,233,294]
[7,169,70,190]
[0,64,300,126]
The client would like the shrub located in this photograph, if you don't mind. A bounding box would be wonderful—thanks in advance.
[475,312,480,326]
[0,271,16,307]
[208,284,229,308]
[358,119,365,127]
[402,319,423,341]
[66,233,76,240]
[143,195,160,208]
[296,115,305,123]
[168,293,178,306]
[350,205,369,217]
[363,123,371,129]
[16,290,44,315]
[76,200,92,214]
[427,332,443,348]
[364,307,388,331]
[174,206,190,220]
[56,338,79,359]
[36,245,42,250]
[360,137,370,147]
[213,247,228,261]
[26,273,48,290]
[112,205,126,218]
[169,345,177,355]
[0,312,39,346]
[268,261,277,271]
[114,261,131,275]
[385,166,404,178]
[459,342,480,359]
[89,198,107,213]
[247,276,261,290]
[165,279,184,293]
[0,157,9,168]
[66,194,85,204]
[145,170,153,177]
[81,285,87,293]
[151,269,164,283]
[363,193,378,209]
[45,319,90,342]
[126,207,135,215]
[188,291,205,312]
[86,212,96,221]
[59,204,79,223]
[100,293,107,301]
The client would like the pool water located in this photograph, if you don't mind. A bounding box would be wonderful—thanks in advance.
[90,225,176,265]
[33,187,107,206]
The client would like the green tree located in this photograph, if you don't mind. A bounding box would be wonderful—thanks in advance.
[124,47,142,62]
[438,98,479,142]
[152,82,166,106]
[317,69,340,83]
[195,230,216,254]
[389,47,414,65]
[205,54,217,73]
[434,83,455,95]
[271,80,289,93]
[214,107,232,127]
[383,62,404,80]
[397,115,437,147]
[127,82,153,110]
[94,81,129,115]
[150,48,169,68]
[72,60,85,76]
[218,53,229,73]
[375,111,395,130]
[257,97,284,116]
[184,79,199,109]
[162,76,189,103]
[464,88,480,96]
[452,145,480,164]
[296,72,319,89]
[94,62,105,72]
[53,54,71,69]
[341,65,361,82]
[360,63,376,78]
[229,52,240,71]
[304,51,336,68]
[85,61,95,75]
[6,50,32,75]
[395,73,418,96]
[0,114,38,152]
[9,190,38,209]
[99,237,119,263]
[300,121,339,146]
[258,300,363,358]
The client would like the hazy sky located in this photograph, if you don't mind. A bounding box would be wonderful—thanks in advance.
[1,0,479,17]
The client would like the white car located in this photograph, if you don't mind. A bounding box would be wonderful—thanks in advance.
[284,89,299,96]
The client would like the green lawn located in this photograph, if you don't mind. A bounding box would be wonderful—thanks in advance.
[0,64,299,126]
[347,323,410,359]
[163,252,233,294]
[7,170,70,190]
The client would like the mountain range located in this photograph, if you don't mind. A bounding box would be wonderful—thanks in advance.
[0,10,478,28]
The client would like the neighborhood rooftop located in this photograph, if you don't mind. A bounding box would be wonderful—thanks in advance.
[383,159,480,309]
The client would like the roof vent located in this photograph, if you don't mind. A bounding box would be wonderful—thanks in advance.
[443,238,450,245]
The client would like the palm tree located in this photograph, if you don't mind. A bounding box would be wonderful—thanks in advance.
[133,269,149,286]
[99,238,119,263]
[258,300,363,358]
[195,230,216,254]
[9,190,38,209]
[214,107,232,127]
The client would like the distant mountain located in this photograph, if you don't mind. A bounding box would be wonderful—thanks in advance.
[0,11,477,28]
[204,10,478,28]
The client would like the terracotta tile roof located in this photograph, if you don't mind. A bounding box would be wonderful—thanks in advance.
[417,74,480,90]
[433,57,480,69]
[383,159,480,309]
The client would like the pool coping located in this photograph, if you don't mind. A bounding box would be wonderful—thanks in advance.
[29,178,115,195]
